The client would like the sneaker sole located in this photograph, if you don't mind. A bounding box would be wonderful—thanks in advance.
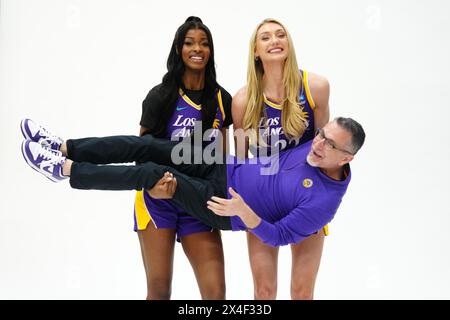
[21,141,62,183]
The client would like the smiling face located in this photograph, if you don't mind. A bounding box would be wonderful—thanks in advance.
[254,22,289,63]
[307,121,355,170]
[181,28,210,72]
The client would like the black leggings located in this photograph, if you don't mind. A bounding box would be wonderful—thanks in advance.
[66,134,231,230]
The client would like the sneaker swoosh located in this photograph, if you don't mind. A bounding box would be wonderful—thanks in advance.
[176,106,188,111]
[41,164,55,175]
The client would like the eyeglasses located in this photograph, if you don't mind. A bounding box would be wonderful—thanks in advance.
[315,128,354,155]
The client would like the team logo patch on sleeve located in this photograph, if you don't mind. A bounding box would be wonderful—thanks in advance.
[303,178,313,188]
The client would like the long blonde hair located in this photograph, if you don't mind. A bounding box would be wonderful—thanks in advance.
[243,18,307,143]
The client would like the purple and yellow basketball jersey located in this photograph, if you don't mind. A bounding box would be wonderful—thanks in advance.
[134,89,226,234]
[251,70,316,157]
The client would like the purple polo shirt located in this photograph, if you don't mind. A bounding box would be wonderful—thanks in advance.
[228,140,351,246]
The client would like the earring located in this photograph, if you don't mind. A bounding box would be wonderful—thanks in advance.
[255,56,259,61]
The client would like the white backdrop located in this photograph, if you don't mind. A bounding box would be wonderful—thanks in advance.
[1,0,450,299]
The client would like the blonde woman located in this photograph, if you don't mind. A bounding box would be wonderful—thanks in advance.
[232,19,330,300]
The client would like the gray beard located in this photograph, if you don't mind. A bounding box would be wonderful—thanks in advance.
[306,153,319,167]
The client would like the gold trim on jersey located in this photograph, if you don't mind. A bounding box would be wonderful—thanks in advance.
[217,89,226,121]
[263,94,282,110]
[179,88,202,110]
[302,70,316,110]
[263,70,316,111]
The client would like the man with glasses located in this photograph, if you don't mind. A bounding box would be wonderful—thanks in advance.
[21,117,365,247]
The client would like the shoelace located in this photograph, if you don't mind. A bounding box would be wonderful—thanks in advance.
[38,128,63,147]
[38,147,65,167]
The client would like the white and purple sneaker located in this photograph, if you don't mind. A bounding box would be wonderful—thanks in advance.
[20,118,64,151]
[21,140,67,182]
